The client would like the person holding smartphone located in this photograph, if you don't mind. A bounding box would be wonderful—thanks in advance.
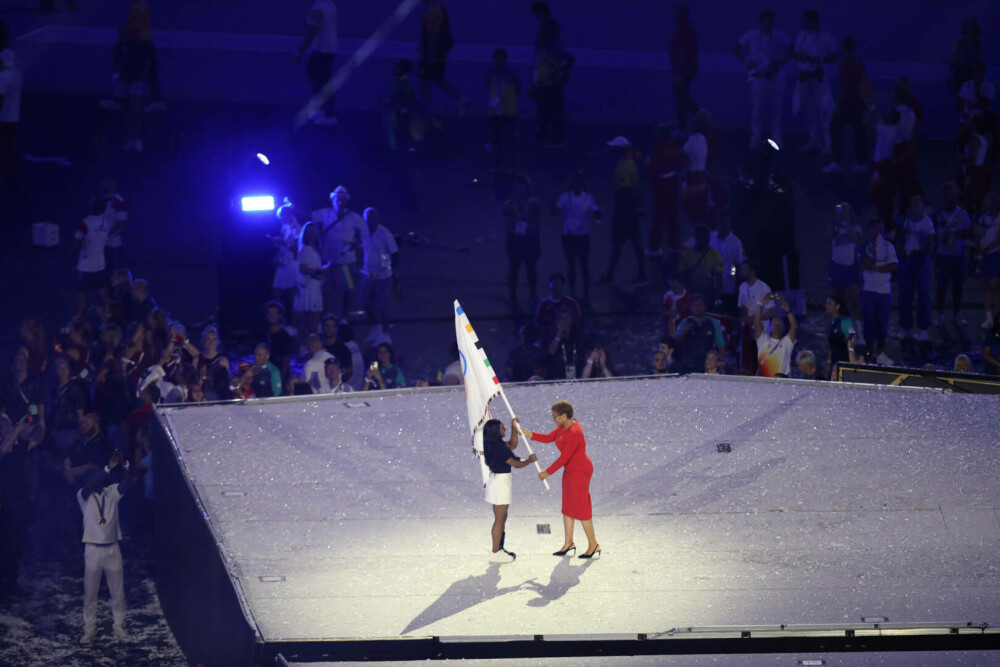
[365,342,405,390]
[753,292,798,377]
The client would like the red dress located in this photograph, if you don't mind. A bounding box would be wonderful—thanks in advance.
[533,422,594,520]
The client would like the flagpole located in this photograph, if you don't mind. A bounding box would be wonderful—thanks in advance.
[496,389,550,491]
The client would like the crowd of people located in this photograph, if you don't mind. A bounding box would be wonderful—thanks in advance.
[2,2,1000,651]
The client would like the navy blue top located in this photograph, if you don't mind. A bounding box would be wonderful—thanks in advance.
[484,437,520,474]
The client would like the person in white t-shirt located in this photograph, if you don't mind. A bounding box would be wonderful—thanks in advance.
[294,0,338,124]
[753,292,797,377]
[895,195,934,341]
[737,259,772,319]
[735,10,790,149]
[958,63,994,126]
[868,107,901,228]
[553,172,600,305]
[323,356,352,394]
[301,333,333,392]
[736,259,772,373]
[360,207,399,344]
[0,48,21,185]
[709,213,745,313]
[932,182,972,327]
[860,218,899,364]
[75,198,114,315]
[77,452,132,645]
[680,112,713,227]
[793,10,838,153]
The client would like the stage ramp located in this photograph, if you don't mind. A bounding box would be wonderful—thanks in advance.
[151,375,1000,665]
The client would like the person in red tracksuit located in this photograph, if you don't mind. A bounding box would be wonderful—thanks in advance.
[522,400,601,559]
[647,124,683,254]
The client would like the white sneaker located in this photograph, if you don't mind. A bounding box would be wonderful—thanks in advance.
[821,162,842,174]
[915,330,930,342]
[112,625,130,642]
[983,313,994,329]
[80,629,96,645]
[953,314,967,327]
[876,352,894,366]
[489,549,515,563]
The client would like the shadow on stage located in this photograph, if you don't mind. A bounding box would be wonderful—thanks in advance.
[401,558,595,634]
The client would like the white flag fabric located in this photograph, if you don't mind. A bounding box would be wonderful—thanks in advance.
[454,300,503,487]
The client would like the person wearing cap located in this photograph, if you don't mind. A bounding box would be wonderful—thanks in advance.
[323,356,352,394]
[314,186,369,318]
[598,137,647,287]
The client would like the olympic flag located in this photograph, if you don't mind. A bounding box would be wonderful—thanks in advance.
[454,300,548,489]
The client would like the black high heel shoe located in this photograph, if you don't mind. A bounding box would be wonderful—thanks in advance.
[578,545,601,559]
[553,543,576,556]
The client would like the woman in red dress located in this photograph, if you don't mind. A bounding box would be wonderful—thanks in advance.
[522,400,600,559]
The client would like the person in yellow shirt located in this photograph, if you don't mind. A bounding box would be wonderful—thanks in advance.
[486,49,520,171]
[677,224,724,305]
[598,137,646,286]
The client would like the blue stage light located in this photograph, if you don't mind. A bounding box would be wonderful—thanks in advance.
[256,153,270,166]
[241,195,275,212]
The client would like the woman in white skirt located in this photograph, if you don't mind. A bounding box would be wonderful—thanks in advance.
[294,222,326,338]
[483,418,536,563]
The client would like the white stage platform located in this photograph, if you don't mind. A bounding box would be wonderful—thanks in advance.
[155,374,1000,660]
